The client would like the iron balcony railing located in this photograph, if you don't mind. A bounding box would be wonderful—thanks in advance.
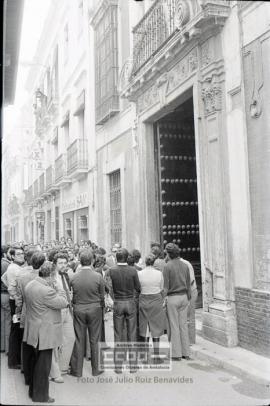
[39,173,45,195]
[55,153,67,183]
[46,165,54,190]
[131,0,230,75]
[33,179,39,199]
[67,138,88,175]
[132,0,178,75]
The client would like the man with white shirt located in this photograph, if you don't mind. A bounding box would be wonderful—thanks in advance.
[50,253,75,383]
[1,246,25,368]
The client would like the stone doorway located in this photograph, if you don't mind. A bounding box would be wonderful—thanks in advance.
[154,96,202,308]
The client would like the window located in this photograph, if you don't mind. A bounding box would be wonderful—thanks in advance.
[64,24,69,63]
[65,218,72,238]
[109,170,122,245]
[94,2,119,124]
[55,206,59,241]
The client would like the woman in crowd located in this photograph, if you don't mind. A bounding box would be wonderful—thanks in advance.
[138,253,166,364]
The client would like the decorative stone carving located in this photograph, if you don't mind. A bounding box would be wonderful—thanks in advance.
[201,82,222,115]
[131,118,139,150]
[118,58,133,95]
[137,48,198,114]
[167,47,198,93]
[201,39,214,67]
[175,0,190,27]
[137,84,158,114]
[156,72,169,108]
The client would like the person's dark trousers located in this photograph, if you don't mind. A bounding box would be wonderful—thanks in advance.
[28,347,52,402]
[134,297,141,342]
[23,342,34,385]
[101,308,105,343]
[8,299,23,367]
[113,300,137,372]
[1,292,11,353]
[71,304,103,377]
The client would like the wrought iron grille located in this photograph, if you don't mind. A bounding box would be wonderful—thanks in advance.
[95,3,119,124]
[46,165,54,189]
[132,0,178,75]
[67,139,88,175]
[109,170,122,245]
[55,154,67,182]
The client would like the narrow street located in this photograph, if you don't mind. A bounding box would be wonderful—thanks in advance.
[1,314,269,406]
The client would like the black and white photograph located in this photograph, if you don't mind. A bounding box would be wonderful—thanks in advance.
[1,0,270,405]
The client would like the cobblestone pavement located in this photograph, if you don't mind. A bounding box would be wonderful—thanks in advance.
[1,313,269,406]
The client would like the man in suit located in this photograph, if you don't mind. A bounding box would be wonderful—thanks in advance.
[70,249,105,377]
[24,261,68,403]
[14,250,45,384]
[49,252,75,383]
[107,248,141,373]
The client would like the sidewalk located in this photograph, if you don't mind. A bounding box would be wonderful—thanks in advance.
[190,313,270,386]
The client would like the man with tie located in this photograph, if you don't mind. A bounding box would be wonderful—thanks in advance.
[50,253,75,383]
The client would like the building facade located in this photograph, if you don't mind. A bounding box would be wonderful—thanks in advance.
[90,0,270,356]
[3,0,270,357]
[18,0,97,245]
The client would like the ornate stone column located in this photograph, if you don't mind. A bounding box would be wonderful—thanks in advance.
[198,33,238,346]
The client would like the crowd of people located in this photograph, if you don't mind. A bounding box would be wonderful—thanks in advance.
[1,238,198,403]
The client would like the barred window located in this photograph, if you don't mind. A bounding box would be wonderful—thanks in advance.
[94,2,119,125]
[109,170,122,246]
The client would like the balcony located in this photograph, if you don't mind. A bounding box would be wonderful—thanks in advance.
[45,165,59,194]
[55,154,71,186]
[120,0,231,99]
[67,139,88,179]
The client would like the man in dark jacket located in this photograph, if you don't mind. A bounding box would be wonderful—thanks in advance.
[108,248,141,373]
[24,261,68,403]
[1,245,11,353]
[163,243,191,361]
[70,249,105,377]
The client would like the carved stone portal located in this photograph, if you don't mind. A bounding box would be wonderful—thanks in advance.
[201,82,222,115]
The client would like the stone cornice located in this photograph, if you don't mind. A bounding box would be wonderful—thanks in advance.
[119,1,231,102]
